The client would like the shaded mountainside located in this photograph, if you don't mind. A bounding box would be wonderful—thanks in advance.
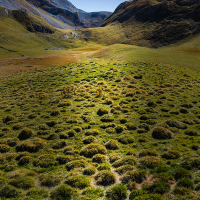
[98,0,200,47]
[0,0,111,29]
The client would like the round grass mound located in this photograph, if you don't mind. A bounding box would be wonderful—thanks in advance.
[80,144,107,158]
[152,126,172,139]
[106,184,128,200]
[95,170,116,186]
[50,185,75,200]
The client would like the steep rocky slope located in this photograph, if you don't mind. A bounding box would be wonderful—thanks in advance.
[0,0,111,29]
[99,0,200,47]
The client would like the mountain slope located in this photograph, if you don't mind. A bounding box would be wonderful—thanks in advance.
[0,0,111,29]
[98,0,200,47]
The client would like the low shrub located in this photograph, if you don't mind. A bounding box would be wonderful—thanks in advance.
[33,154,56,168]
[116,164,135,175]
[85,129,99,136]
[52,141,66,149]
[0,144,11,153]
[3,115,14,123]
[143,181,171,194]
[83,136,95,144]
[66,160,86,171]
[139,156,164,169]
[26,188,48,198]
[100,114,114,122]
[92,154,107,163]
[51,110,60,116]
[118,136,134,144]
[67,130,76,137]
[112,156,137,168]
[80,144,107,158]
[109,153,120,163]
[97,108,109,116]
[18,156,32,166]
[177,178,194,189]
[185,130,198,136]
[139,149,158,157]
[173,186,191,195]
[56,155,73,165]
[95,170,116,186]
[50,185,74,200]
[152,126,173,139]
[121,170,147,184]
[18,128,33,140]
[83,166,96,175]
[39,174,61,187]
[166,120,187,129]
[65,175,90,189]
[173,167,192,180]
[105,140,119,150]
[16,138,44,153]
[106,184,128,200]
[9,177,35,189]
[0,185,21,198]
[97,163,111,171]
[115,125,124,133]
[6,138,19,147]
[161,150,181,159]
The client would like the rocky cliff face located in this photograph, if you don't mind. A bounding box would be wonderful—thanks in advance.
[100,0,200,46]
[0,0,111,29]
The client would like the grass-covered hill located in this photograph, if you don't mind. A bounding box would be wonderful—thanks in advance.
[80,0,200,47]
[0,60,200,199]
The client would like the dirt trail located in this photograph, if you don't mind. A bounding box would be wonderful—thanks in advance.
[0,49,96,77]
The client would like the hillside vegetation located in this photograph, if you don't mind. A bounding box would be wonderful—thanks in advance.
[80,0,200,47]
[0,61,200,199]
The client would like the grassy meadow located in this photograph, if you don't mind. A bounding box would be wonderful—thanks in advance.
[0,11,200,200]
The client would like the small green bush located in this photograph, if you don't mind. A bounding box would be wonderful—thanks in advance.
[50,185,74,200]
[67,130,76,137]
[185,130,198,136]
[97,107,109,116]
[177,178,194,189]
[95,170,116,186]
[3,115,14,123]
[106,184,128,200]
[85,129,99,136]
[83,136,95,144]
[115,125,124,133]
[65,175,90,189]
[82,187,104,198]
[18,128,33,140]
[83,166,96,175]
[51,110,60,116]
[40,174,61,187]
[166,120,187,129]
[129,190,147,200]
[56,155,73,165]
[9,177,35,189]
[0,185,21,198]
[173,186,191,195]
[105,140,120,150]
[139,156,164,169]
[33,154,56,168]
[16,138,44,153]
[109,153,120,163]
[80,143,107,158]
[173,167,192,180]
[100,114,114,122]
[97,163,111,171]
[6,138,19,147]
[161,150,181,159]
[26,188,48,198]
[0,144,11,153]
[152,126,172,139]
[121,170,147,184]
[116,164,135,175]
[52,141,66,149]
[143,181,171,194]
[139,149,158,157]
[66,160,86,171]
[92,154,107,163]
[18,156,32,166]
[112,156,137,168]
[118,136,134,144]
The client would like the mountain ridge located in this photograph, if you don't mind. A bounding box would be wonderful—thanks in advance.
[0,0,111,29]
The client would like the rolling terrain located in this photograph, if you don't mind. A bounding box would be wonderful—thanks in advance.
[0,0,200,200]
